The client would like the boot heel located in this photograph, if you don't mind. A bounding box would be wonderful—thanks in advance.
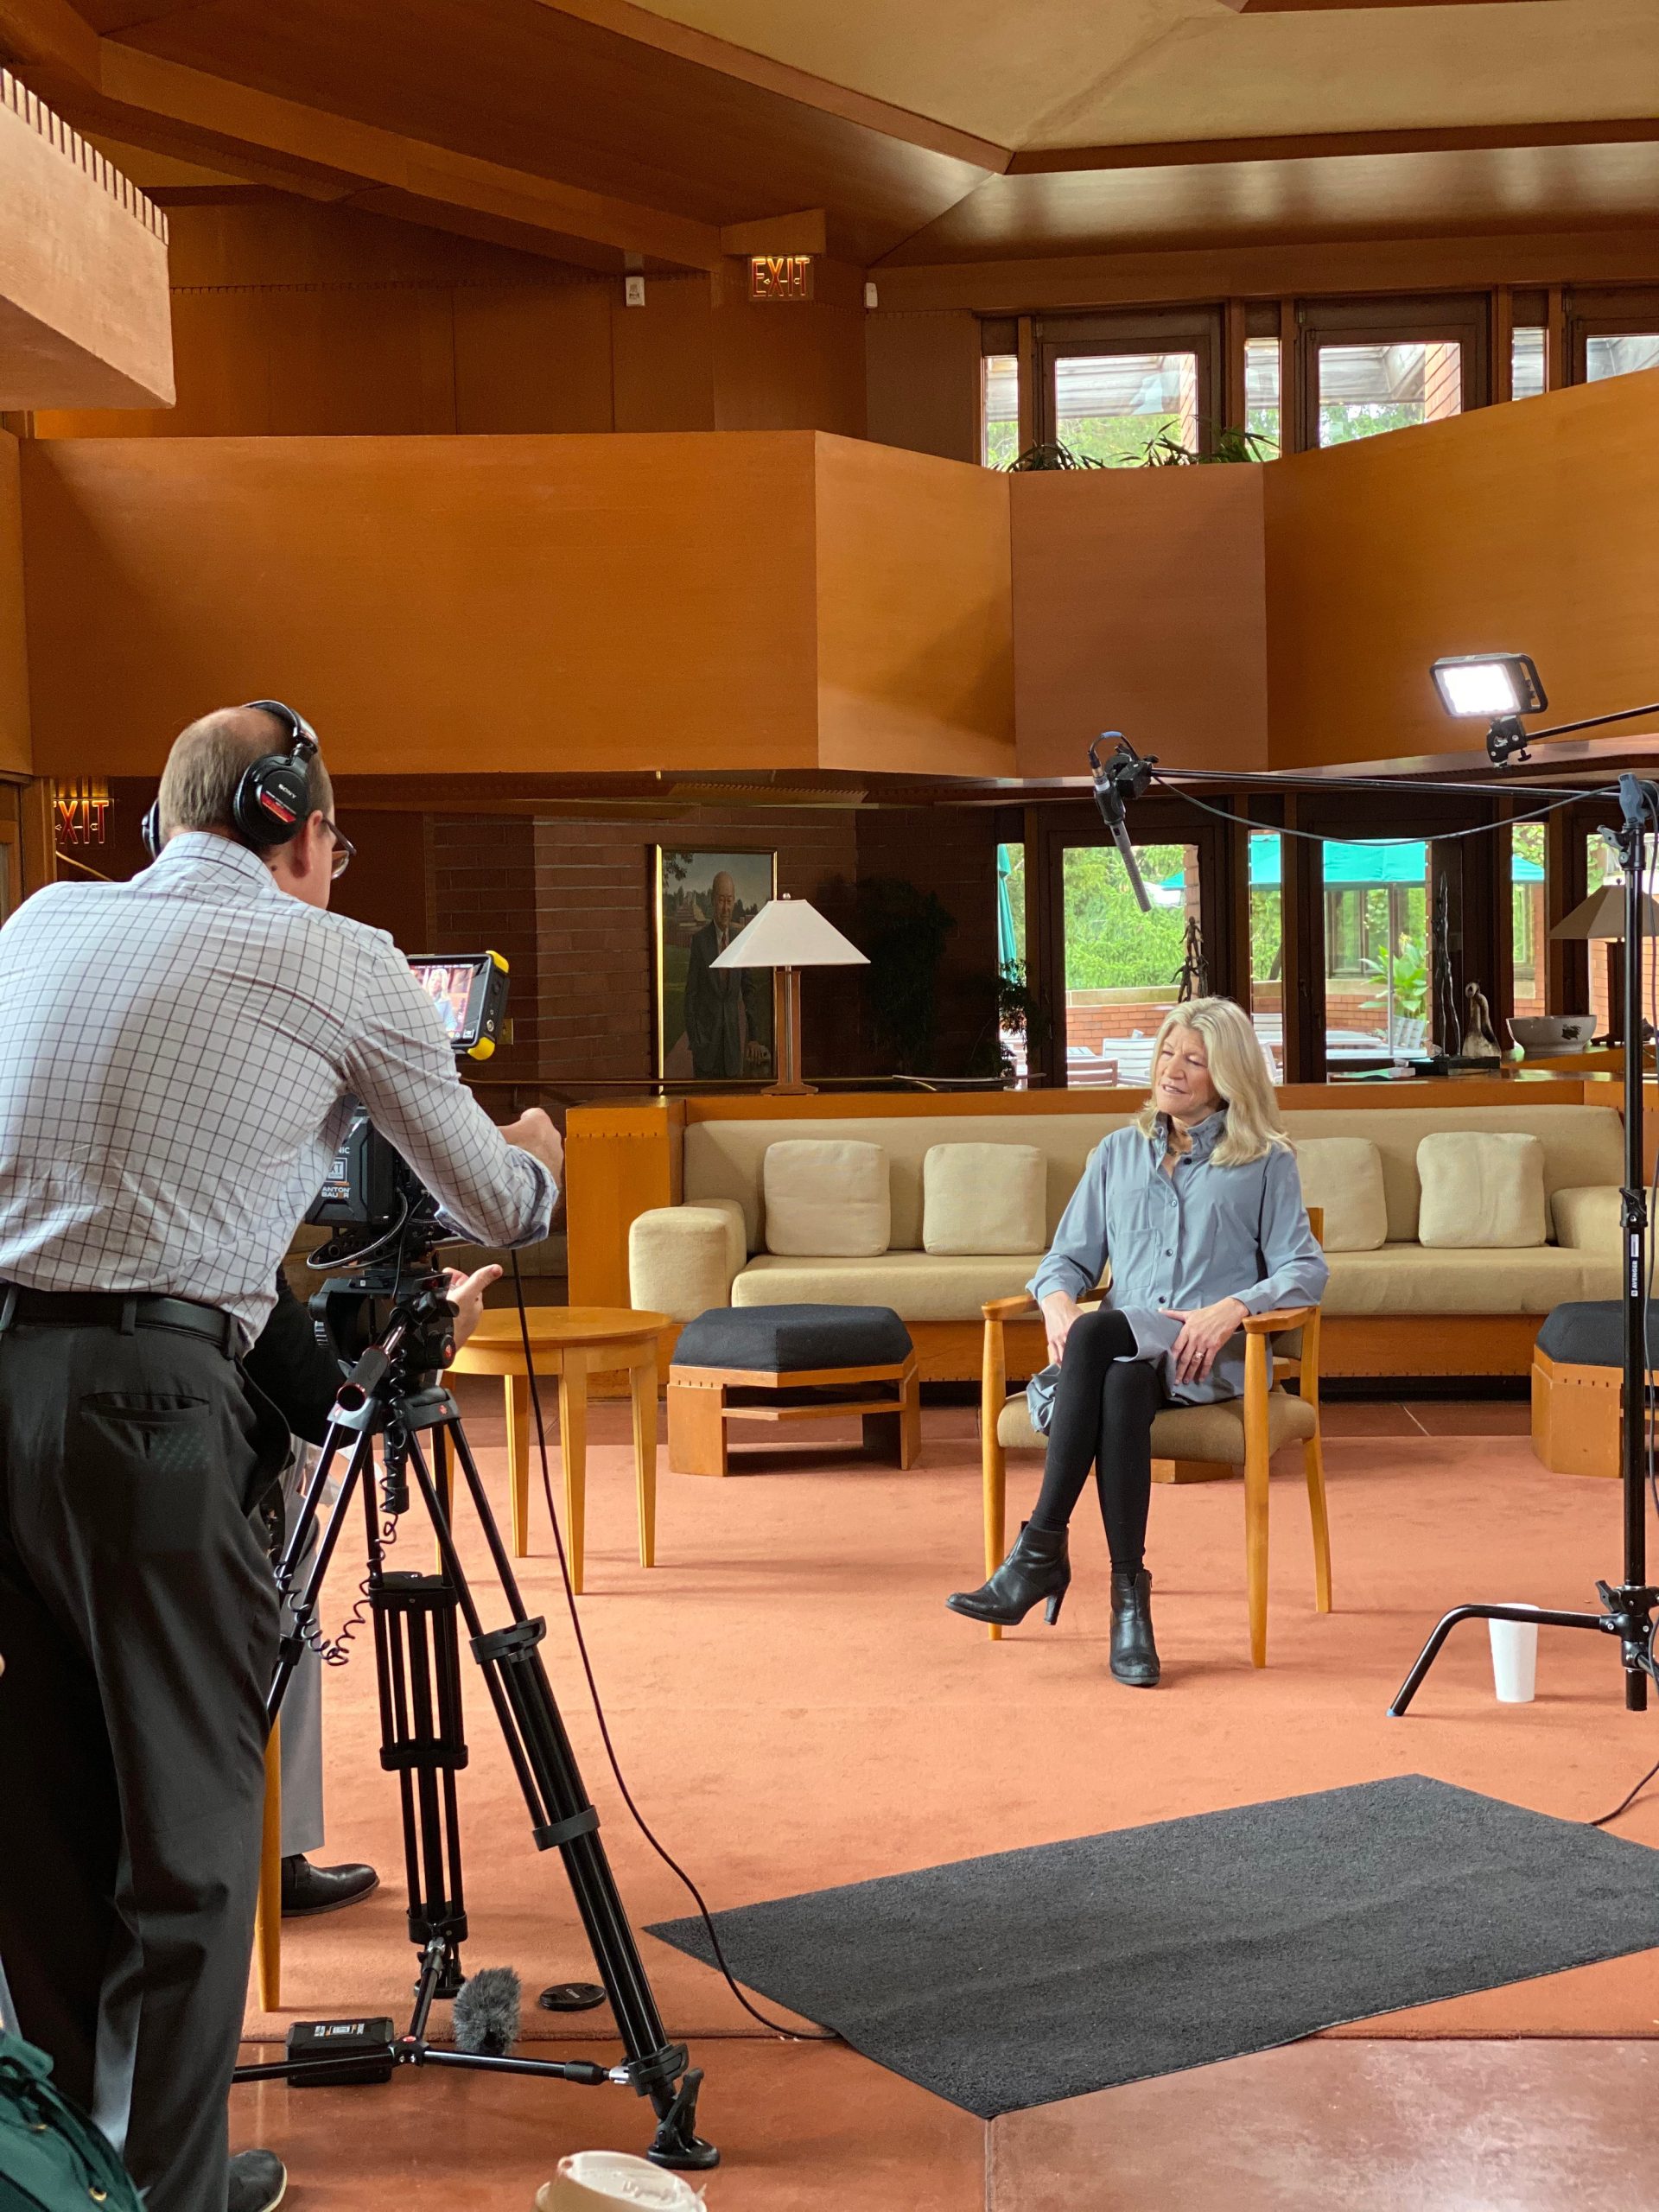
[1045,1586,1067,1626]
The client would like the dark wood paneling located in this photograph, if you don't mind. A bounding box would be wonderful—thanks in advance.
[864,308,979,463]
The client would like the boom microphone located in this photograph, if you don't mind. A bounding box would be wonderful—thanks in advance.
[452,1967,523,2056]
[1089,733,1156,914]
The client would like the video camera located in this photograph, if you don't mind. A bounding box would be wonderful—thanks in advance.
[306,952,509,1367]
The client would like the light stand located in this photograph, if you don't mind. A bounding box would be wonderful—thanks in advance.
[1390,770,1659,1717]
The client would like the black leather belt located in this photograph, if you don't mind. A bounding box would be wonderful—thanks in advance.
[0,1286,238,1352]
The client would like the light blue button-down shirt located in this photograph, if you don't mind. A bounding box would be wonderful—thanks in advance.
[1025,1110,1328,1427]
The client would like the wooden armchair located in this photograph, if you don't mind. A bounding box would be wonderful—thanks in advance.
[977,1210,1330,1669]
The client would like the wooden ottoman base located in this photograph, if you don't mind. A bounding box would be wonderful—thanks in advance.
[667,1356,921,1478]
[1531,1347,1630,1478]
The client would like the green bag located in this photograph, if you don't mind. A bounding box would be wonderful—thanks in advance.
[0,2031,142,2212]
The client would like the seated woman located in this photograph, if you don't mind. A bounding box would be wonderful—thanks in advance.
[947,995,1327,1688]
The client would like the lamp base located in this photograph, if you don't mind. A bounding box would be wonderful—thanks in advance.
[761,1079,817,1096]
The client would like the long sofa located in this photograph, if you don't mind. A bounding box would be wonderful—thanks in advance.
[564,1081,1629,1381]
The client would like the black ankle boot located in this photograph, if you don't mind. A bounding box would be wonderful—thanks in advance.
[1109,1569,1160,1687]
[947,1522,1070,1628]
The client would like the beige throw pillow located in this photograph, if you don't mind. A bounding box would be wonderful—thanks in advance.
[1417,1131,1547,1249]
[922,1143,1046,1255]
[1290,1136,1388,1253]
[763,1140,890,1257]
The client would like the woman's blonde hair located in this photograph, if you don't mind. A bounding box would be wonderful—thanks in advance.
[1133,995,1288,1166]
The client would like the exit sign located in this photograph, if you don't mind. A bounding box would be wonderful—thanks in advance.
[749,254,814,302]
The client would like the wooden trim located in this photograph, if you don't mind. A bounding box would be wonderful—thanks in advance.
[874,238,1659,316]
[1223,297,1249,431]
[1014,315,1035,454]
[1320,1313,1542,1378]
[1278,298,1306,458]
[1491,286,1515,404]
[1545,799,1587,1015]
[1007,118,1659,176]
[1530,1346,1635,1479]
[666,1357,913,1389]
[18,778,55,895]
[1546,285,1568,391]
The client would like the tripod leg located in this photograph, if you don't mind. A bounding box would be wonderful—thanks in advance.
[408,1420,717,2171]
[373,1553,471,1996]
[268,1425,375,1727]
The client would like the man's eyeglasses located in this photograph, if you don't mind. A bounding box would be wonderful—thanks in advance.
[323,820,355,880]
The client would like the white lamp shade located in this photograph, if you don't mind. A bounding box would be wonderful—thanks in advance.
[710,893,868,969]
[1550,886,1659,942]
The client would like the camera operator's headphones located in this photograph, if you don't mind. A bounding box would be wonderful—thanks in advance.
[142,701,320,862]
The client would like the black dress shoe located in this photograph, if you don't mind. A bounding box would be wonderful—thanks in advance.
[280,1854,378,1917]
[228,2150,287,2212]
[1109,1569,1160,1687]
[947,1521,1070,1627]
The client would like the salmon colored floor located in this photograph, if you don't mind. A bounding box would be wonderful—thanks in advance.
[236,1385,1659,2208]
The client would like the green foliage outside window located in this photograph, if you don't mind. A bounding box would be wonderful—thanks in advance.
[1064,845,1189,990]
[1319,403,1430,446]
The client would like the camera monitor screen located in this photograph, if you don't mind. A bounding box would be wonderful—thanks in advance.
[408,952,507,1059]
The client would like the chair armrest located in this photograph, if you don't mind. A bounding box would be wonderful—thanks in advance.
[1241,1305,1317,1335]
[982,1294,1039,1319]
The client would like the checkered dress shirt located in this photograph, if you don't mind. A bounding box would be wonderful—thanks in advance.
[0,833,555,1342]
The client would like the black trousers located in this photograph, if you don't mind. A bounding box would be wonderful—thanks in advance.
[1030,1309,1168,1573]
[0,1318,287,2212]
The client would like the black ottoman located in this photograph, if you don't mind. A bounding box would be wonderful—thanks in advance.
[1532,1301,1659,1478]
[667,1303,918,1477]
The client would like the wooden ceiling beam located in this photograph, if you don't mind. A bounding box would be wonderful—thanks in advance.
[1010,117,1659,175]
[1217,1,1531,10]
[0,0,728,268]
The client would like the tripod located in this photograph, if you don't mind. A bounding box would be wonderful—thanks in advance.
[231,1262,717,2171]
[1390,772,1659,1719]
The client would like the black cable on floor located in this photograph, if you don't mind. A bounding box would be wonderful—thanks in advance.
[507,1252,838,2045]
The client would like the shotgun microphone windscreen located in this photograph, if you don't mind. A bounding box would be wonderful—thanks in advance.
[453,1966,522,2056]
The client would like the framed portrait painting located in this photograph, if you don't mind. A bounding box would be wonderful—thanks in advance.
[654,847,779,1081]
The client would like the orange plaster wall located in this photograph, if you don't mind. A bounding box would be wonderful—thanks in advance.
[0,433,29,775]
[19,431,823,778]
[1264,372,1659,773]
[1009,465,1268,781]
[813,433,1014,779]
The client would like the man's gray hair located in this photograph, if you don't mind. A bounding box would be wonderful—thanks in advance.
[156,706,333,843]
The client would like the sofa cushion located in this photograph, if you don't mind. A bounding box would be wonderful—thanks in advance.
[628,1200,747,1324]
[1552,1185,1621,1257]
[922,1143,1046,1255]
[1321,1243,1614,1316]
[1417,1132,1547,1249]
[1290,1136,1387,1252]
[762,1140,890,1257]
[734,1252,1042,1323]
[997,1389,1315,1458]
[673,1301,912,1374]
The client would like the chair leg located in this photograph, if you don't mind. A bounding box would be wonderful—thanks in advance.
[982,1432,1007,1645]
[1243,1342,1272,1669]
[256,1720,282,2012]
[898,1358,922,1471]
[1304,1431,1332,1614]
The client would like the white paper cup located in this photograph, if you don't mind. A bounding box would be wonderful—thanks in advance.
[536,2152,707,2210]
[1489,1614,1540,1704]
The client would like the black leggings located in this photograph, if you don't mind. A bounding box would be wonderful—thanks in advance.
[1028,1309,1167,1573]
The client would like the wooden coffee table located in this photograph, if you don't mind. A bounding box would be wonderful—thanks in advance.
[448,1305,670,1592]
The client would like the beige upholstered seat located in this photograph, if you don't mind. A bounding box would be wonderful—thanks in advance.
[977,1208,1332,1669]
[995,1387,1318,1459]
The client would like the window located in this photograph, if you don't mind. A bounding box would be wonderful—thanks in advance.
[1512,823,1546,1020]
[982,353,1018,468]
[1318,342,1462,446]
[1248,830,1284,1080]
[1062,842,1198,1086]
[1244,338,1281,456]
[1586,334,1659,384]
[1511,327,1547,400]
[1323,840,1432,1061]
[996,840,1028,1081]
[1052,353,1198,467]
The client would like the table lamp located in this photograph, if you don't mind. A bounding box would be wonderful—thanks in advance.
[711,893,868,1095]
[1550,882,1659,1046]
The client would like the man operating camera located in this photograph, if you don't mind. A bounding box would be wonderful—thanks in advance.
[0,705,561,2212]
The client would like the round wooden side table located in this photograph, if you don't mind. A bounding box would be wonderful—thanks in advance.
[448,1305,671,1592]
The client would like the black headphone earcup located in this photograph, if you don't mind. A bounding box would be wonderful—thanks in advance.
[231,753,313,848]
[142,800,161,861]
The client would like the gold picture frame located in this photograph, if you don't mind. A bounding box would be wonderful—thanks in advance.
[653,846,779,1082]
